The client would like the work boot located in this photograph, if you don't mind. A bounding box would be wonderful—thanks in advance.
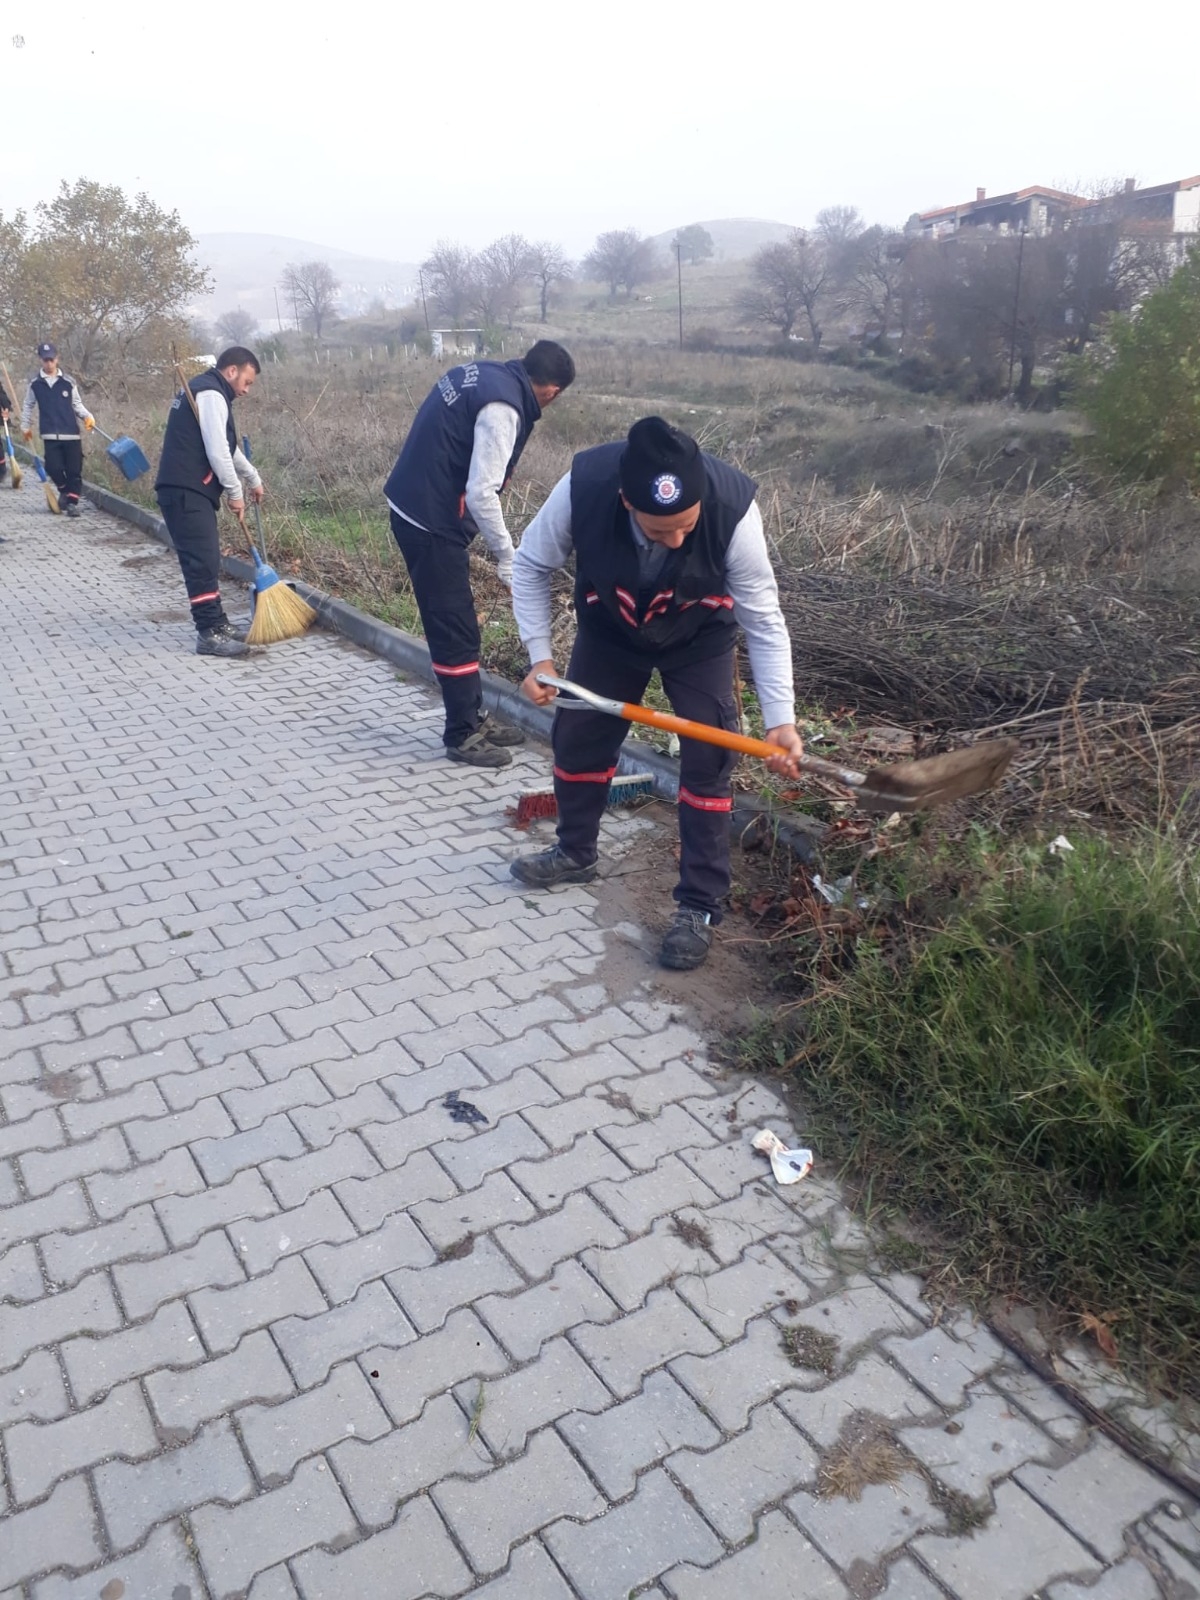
[659,908,714,971]
[445,725,512,768]
[212,619,250,643]
[478,712,525,748]
[65,502,81,519]
[196,628,250,658]
[510,844,598,888]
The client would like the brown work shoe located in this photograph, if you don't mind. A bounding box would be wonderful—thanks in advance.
[445,727,512,768]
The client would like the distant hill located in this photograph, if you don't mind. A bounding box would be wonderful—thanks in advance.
[650,218,797,261]
[190,233,421,331]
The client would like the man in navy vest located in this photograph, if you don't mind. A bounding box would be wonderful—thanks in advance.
[384,340,575,767]
[510,417,805,971]
[155,347,265,658]
[20,342,95,517]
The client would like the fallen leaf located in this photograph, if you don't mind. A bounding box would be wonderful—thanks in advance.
[1080,1311,1119,1361]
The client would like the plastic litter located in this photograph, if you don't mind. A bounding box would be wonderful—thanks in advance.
[1048,835,1075,855]
[443,1091,488,1127]
[751,1128,814,1185]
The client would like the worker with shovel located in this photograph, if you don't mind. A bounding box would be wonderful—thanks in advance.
[510,416,804,972]
[19,342,94,517]
[383,340,575,768]
[155,347,265,659]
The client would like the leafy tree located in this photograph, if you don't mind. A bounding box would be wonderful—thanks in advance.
[674,225,714,266]
[528,241,571,322]
[740,230,829,345]
[583,228,659,298]
[215,307,258,344]
[1074,247,1200,485]
[280,261,340,338]
[3,180,209,374]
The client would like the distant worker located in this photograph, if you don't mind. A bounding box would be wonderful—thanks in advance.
[154,346,265,658]
[20,342,94,518]
[0,376,11,492]
[383,340,576,767]
[510,416,805,972]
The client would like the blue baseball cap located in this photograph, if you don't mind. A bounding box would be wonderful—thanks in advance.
[37,342,57,359]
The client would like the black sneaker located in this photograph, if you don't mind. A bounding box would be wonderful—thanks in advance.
[196,629,250,658]
[660,908,714,970]
[65,502,81,519]
[446,726,512,768]
[479,713,526,748]
[213,619,249,643]
[510,845,598,888]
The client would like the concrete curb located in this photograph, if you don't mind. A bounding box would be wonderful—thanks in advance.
[78,468,820,864]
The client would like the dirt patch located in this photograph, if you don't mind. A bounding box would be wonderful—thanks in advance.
[146,610,190,624]
[818,1414,908,1501]
[121,552,167,568]
[582,802,785,1036]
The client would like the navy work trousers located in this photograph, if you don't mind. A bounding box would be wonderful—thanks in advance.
[553,628,739,921]
[390,511,482,747]
[157,486,227,633]
[44,439,84,506]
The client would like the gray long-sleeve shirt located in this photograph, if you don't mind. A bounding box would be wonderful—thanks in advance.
[195,389,262,499]
[511,470,797,729]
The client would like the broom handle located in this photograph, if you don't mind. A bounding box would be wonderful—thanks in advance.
[539,675,867,785]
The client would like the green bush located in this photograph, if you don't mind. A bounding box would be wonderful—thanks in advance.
[797,829,1200,1391]
[1074,247,1200,485]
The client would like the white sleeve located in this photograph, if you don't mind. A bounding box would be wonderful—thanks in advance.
[195,389,241,496]
[724,500,796,729]
[511,471,575,664]
[232,446,262,490]
[465,402,522,574]
[20,383,35,433]
[70,382,93,424]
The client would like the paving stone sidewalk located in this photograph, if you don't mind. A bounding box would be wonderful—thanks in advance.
[1,488,1197,1599]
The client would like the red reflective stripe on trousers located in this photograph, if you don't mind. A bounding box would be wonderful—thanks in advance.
[679,786,733,812]
[189,592,220,605]
[432,660,480,677]
[554,765,618,784]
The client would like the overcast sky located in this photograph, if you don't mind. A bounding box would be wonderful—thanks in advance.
[5,0,1196,260]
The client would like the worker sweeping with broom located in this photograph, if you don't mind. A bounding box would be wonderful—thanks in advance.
[19,343,94,517]
[510,416,806,972]
[155,346,266,658]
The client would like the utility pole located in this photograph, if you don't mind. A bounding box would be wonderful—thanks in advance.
[1007,225,1027,399]
[676,238,684,352]
[418,269,431,334]
[274,288,283,334]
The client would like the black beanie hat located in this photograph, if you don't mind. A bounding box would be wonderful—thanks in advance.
[619,417,705,514]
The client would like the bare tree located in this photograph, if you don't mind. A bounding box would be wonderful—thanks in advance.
[473,233,532,326]
[583,228,659,298]
[740,230,830,345]
[280,261,340,338]
[528,241,571,322]
[421,241,476,325]
[214,307,258,344]
[836,227,909,344]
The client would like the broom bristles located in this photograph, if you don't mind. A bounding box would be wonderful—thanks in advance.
[45,482,60,513]
[246,580,316,645]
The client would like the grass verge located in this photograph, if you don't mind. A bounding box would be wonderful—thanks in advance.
[742,824,1200,1398]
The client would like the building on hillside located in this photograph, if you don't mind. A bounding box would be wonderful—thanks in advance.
[1075,175,1200,264]
[430,329,483,359]
[913,186,1085,241]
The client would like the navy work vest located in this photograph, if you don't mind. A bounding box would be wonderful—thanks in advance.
[30,373,81,438]
[383,359,541,533]
[569,443,757,661]
[155,369,239,505]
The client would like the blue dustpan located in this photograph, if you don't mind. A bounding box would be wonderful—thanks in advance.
[94,425,150,481]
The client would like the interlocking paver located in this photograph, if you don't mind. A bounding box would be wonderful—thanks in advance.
[191,1456,358,1599]
[291,1493,472,1599]
[62,1298,203,1403]
[435,1426,605,1574]
[363,1304,510,1426]
[545,1468,723,1600]
[6,1378,157,1503]
[3,500,1194,1599]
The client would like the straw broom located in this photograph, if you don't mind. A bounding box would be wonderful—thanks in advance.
[0,366,25,489]
[172,362,315,645]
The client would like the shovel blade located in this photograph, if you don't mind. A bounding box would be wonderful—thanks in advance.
[854,739,1019,814]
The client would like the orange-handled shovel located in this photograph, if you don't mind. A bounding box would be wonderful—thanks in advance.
[536,673,1017,814]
